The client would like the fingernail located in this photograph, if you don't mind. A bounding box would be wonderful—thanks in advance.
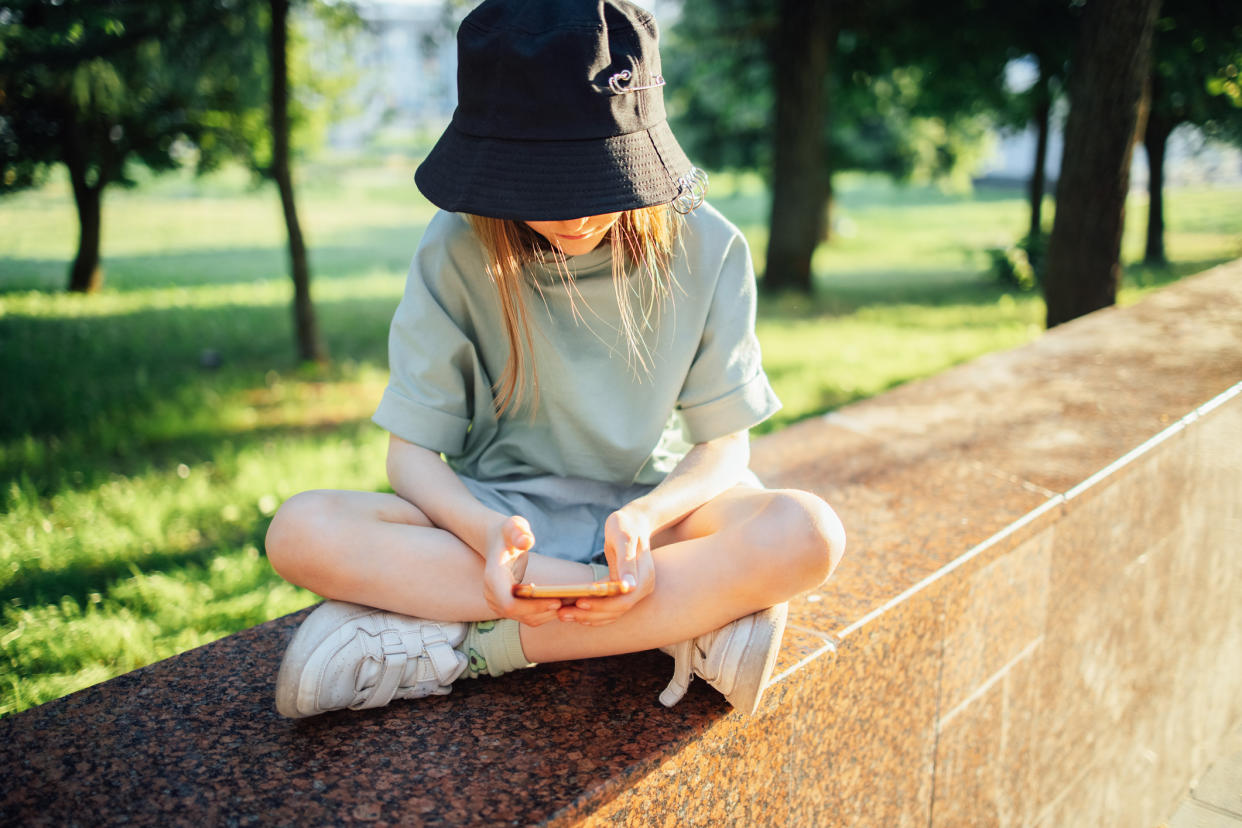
[622,574,636,589]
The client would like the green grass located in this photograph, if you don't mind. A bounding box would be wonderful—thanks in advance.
[2,160,1240,716]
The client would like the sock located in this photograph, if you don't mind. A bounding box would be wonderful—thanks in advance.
[459,565,607,679]
[460,618,532,679]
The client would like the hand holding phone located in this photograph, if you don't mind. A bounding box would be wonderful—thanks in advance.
[512,580,630,600]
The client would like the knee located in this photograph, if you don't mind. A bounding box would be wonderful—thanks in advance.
[755,490,846,591]
[265,490,339,582]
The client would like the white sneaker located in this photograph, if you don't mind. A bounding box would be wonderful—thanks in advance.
[658,602,788,715]
[275,600,469,718]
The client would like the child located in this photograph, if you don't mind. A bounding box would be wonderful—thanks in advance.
[265,0,845,718]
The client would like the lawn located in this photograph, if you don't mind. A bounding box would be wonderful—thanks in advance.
[2,159,1239,716]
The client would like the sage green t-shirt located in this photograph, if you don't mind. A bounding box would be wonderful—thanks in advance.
[372,203,781,486]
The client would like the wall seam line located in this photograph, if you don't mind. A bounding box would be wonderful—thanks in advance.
[927,593,950,828]
[835,497,1063,640]
[937,636,1044,730]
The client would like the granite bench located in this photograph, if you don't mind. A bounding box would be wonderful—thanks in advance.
[3,261,1241,826]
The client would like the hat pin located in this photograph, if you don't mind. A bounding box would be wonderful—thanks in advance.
[608,69,666,95]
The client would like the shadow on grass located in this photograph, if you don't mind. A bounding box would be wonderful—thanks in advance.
[1122,257,1236,291]
[0,293,399,447]
[761,269,1017,317]
[3,513,274,612]
[2,415,383,612]
[0,224,428,294]
[839,181,1026,210]
[756,256,1237,320]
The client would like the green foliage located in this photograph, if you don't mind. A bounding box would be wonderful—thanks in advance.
[989,233,1046,291]
[664,0,1014,186]
[989,244,1038,291]
[1149,0,1242,144]
[0,0,261,194]
[203,1,364,176]
[0,0,361,295]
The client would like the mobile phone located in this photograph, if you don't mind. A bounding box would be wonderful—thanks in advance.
[512,580,628,599]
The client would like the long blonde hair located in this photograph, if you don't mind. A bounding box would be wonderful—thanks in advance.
[466,206,680,417]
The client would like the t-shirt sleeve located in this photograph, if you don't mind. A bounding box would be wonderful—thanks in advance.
[676,229,781,443]
[372,227,480,456]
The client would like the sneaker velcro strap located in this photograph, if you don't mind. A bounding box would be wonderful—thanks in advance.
[659,639,695,707]
[420,626,462,685]
[353,628,408,710]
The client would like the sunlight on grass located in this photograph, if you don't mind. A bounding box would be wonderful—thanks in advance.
[757,293,1044,431]
[1,159,1239,717]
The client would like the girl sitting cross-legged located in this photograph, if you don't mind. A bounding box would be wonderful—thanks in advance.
[265,0,846,718]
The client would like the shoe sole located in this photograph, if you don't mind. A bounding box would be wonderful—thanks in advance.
[275,600,378,718]
[724,602,789,715]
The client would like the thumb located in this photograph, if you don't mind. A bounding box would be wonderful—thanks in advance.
[503,516,534,555]
[615,532,639,592]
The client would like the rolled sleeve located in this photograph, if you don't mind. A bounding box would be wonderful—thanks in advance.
[372,388,470,456]
[676,230,781,444]
[679,370,780,444]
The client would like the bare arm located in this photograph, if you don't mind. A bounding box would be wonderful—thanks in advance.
[385,434,505,557]
[386,434,562,624]
[622,430,751,536]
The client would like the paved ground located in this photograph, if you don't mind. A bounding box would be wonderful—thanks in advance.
[1162,723,1242,827]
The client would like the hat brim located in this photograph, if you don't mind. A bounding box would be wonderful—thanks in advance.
[415,120,693,221]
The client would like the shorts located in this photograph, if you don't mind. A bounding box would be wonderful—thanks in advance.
[456,470,763,565]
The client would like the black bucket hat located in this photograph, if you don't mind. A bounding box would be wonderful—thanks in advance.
[414,0,697,221]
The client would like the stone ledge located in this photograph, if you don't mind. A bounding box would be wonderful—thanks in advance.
[2,261,1241,826]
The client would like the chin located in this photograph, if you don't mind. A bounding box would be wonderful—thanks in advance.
[557,239,604,256]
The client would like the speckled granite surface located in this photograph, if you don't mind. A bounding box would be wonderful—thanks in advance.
[3,262,1241,826]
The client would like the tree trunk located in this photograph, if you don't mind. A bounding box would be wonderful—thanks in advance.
[764,0,833,293]
[1028,66,1052,243]
[1043,0,1160,328]
[270,0,325,363]
[818,172,834,244]
[64,132,105,293]
[1143,110,1174,266]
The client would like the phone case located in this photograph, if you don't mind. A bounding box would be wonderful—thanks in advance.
[511,581,625,599]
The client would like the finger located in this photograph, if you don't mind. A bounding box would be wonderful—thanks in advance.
[561,608,621,626]
[509,597,561,616]
[566,596,636,623]
[504,515,535,551]
[616,534,640,591]
[518,609,561,627]
[559,610,619,625]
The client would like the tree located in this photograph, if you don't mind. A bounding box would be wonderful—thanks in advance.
[0,0,246,292]
[1043,0,1160,328]
[1142,0,1242,264]
[270,0,322,362]
[1,0,353,359]
[1000,3,1077,245]
[765,0,833,292]
[666,0,1010,293]
[199,0,357,362]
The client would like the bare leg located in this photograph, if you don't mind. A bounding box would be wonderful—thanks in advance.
[266,486,844,657]
[521,487,843,661]
[266,489,593,622]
